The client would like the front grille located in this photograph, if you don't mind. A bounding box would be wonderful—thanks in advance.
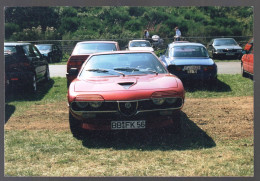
[71,98,183,117]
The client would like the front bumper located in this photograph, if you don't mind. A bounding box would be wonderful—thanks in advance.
[70,109,181,130]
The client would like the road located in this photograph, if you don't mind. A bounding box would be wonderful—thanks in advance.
[49,62,241,77]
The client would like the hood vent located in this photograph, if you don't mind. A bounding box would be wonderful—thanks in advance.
[118,82,135,89]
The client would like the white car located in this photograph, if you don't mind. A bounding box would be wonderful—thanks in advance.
[127,40,154,52]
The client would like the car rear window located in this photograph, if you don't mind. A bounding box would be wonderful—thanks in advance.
[171,45,209,58]
[130,41,151,47]
[72,43,117,55]
[4,46,17,55]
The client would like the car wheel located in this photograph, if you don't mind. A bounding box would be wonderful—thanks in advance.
[69,111,85,139]
[44,65,50,81]
[29,74,37,93]
[241,64,247,77]
[165,111,182,134]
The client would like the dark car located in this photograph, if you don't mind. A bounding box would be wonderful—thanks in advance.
[5,42,50,92]
[66,41,120,87]
[207,38,243,59]
[67,51,185,138]
[241,38,254,77]
[35,44,62,63]
[159,42,217,82]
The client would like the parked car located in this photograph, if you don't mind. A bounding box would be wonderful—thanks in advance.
[241,38,254,77]
[126,40,154,51]
[35,44,62,63]
[66,41,120,87]
[67,51,185,138]
[159,42,217,82]
[4,42,50,92]
[207,38,243,59]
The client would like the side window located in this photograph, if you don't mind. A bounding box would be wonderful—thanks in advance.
[22,45,34,57]
[32,46,41,58]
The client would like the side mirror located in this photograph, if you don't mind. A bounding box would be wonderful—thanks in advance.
[69,68,79,76]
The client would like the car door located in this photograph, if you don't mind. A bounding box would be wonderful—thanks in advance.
[32,45,46,78]
[247,45,254,74]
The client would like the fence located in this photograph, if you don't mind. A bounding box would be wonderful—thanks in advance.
[15,36,253,55]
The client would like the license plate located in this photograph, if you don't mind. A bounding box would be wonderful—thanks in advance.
[187,70,197,74]
[111,120,146,130]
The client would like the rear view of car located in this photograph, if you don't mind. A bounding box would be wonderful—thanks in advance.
[66,41,120,87]
[127,40,154,51]
[160,42,217,82]
[241,38,254,77]
[5,42,50,92]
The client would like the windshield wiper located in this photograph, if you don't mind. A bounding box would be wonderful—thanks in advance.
[144,69,158,75]
[114,67,140,72]
[86,68,125,76]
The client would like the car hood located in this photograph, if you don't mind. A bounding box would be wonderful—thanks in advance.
[214,45,242,50]
[73,74,178,92]
[128,47,154,51]
[167,57,215,66]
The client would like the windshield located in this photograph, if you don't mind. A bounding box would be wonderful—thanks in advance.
[130,41,152,47]
[214,39,238,46]
[79,53,167,77]
[170,45,209,58]
[72,43,117,55]
[36,45,52,51]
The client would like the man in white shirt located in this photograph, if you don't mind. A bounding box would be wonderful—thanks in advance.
[174,27,181,41]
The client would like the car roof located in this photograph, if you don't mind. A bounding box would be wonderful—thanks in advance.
[89,50,155,56]
[129,40,149,42]
[76,41,118,44]
[168,42,205,48]
[4,42,31,46]
[35,44,54,46]
[213,38,235,40]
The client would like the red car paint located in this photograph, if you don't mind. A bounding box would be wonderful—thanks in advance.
[241,38,254,76]
[66,41,120,86]
[67,51,185,135]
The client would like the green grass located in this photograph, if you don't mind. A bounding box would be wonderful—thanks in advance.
[4,130,253,176]
[4,75,254,176]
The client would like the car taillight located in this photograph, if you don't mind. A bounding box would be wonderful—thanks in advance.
[203,66,214,71]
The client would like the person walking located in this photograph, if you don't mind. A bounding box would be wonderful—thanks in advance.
[174,27,181,41]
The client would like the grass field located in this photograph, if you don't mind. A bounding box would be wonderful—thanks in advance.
[4,75,254,176]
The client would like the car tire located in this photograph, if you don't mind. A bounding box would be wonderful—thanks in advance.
[28,74,37,93]
[69,111,85,139]
[165,111,182,134]
[44,65,50,82]
[241,63,247,77]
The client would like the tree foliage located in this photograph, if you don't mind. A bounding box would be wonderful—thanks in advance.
[5,6,253,41]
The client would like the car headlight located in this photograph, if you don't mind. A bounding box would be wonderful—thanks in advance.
[89,102,102,108]
[152,98,165,105]
[76,102,88,108]
[237,49,242,52]
[166,98,177,104]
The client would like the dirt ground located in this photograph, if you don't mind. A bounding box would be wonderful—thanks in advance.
[5,96,254,139]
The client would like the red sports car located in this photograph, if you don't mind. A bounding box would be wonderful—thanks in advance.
[67,51,185,138]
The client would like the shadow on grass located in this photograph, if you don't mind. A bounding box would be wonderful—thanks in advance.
[5,79,54,103]
[5,79,54,123]
[81,112,216,151]
[182,78,231,93]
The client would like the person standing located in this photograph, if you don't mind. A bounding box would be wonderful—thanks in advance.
[144,29,149,39]
[174,27,181,41]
